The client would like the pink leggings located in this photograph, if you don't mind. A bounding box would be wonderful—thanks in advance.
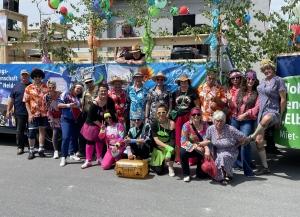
[85,141,104,162]
[101,146,125,170]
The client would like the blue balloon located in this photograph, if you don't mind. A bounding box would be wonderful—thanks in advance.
[212,17,219,30]
[212,9,220,17]
[148,0,155,6]
[243,13,251,24]
[105,11,113,20]
[59,15,66,25]
[212,0,221,4]
[210,34,218,50]
[93,0,101,12]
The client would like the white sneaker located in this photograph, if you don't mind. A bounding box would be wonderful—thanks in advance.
[81,161,92,169]
[60,157,66,167]
[183,176,191,182]
[168,166,175,177]
[70,154,81,161]
[53,151,59,159]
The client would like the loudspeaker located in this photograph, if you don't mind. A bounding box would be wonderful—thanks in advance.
[173,14,195,35]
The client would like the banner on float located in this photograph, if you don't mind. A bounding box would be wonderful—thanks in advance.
[0,64,106,127]
[275,54,300,148]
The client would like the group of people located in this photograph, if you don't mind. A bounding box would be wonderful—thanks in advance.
[6,58,287,184]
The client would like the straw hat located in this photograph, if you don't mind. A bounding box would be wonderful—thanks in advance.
[108,76,127,85]
[176,74,191,85]
[229,69,243,79]
[20,69,29,75]
[151,71,166,82]
[129,44,141,53]
[260,59,275,70]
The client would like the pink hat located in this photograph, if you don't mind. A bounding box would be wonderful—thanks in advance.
[246,70,257,80]
[190,107,201,116]
[229,69,243,79]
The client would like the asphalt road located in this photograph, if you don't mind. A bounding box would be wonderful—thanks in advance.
[0,134,299,217]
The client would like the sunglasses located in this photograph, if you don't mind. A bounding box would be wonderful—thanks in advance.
[247,78,256,81]
[231,77,241,80]
[157,111,167,115]
[85,81,93,84]
[132,119,141,121]
[156,78,164,81]
[191,113,201,117]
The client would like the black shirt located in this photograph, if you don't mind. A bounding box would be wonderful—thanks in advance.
[10,82,31,116]
[172,87,198,116]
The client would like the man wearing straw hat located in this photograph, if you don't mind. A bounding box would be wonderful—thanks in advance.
[116,44,145,65]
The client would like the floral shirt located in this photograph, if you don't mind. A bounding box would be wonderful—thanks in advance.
[197,82,227,122]
[180,121,208,149]
[128,85,147,119]
[146,85,172,121]
[23,83,48,117]
[230,91,260,120]
[108,88,128,123]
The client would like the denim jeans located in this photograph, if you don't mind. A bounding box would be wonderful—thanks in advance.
[15,115,28,150]
[180,148,206,177]
[230,118,255,176]
[60,118,79,158]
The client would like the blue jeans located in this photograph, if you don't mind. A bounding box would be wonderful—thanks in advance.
[60,118,79,158]
[230,118,255,176]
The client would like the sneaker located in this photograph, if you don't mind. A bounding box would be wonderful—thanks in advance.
[60,157,66,167]
[76,152,83,158]
[70,154,81,161]
[81,161,92,169]
[53,151,59,159]
[28,151,35,160]
[17,148,24,155]
[38,150,46,158]
[97,157,103,165]
[255,167,271,175]
[168,166,175,177]
[183,176,191,182]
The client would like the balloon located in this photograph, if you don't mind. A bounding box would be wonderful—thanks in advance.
[290,24,300,36]
[148,6,160,17]
[179,6,189,15]
[67,12,74,21]
[235,18,243,27]
[296,35,300,43]
[93,0,100,12]
[148,0,155,6]
[48,0,56,9]
[212,17,219,30]
[128,17,137,26]
[50,0,60,9]
[59,15,67,25]
[101,0,110,12]
[243,13,251,24]
[59,6,68,15]
[212,0,221,4]
[212,9,220,17]
[110,0,113,7]
[105,11,113,21]
[154,0,167,9]
[170,7,179,16]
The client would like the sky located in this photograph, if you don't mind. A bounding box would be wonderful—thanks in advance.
[0,0,287,28]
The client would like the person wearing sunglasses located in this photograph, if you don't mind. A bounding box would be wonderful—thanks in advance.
[124,113,152,160]
[229,70,260,177]
[150,104,176,176]
[99,112,125,170]
[145,72,172,124]
[77,75,99,158]
[180,107,211,182]
[249,59,287,175]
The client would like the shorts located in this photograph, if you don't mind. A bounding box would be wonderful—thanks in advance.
[28,116,49,129]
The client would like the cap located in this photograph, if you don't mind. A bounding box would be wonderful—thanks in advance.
[20,69,29,75]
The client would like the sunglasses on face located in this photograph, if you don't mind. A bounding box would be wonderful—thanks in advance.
[247,78,256,81]
[157,111,167,115]
[85,81,93,84]
[132,119,141,122]
[156,78,164,82]
[192,113,201,117]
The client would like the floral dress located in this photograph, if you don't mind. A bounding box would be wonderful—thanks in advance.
[205,124,246,181]
[108,89,128,124]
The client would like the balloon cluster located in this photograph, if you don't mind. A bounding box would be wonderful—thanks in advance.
[235,13,251,27]
[92,0,114,20]
[147,0,167,17]
[48,0,74,25]
[169,5,190,16]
